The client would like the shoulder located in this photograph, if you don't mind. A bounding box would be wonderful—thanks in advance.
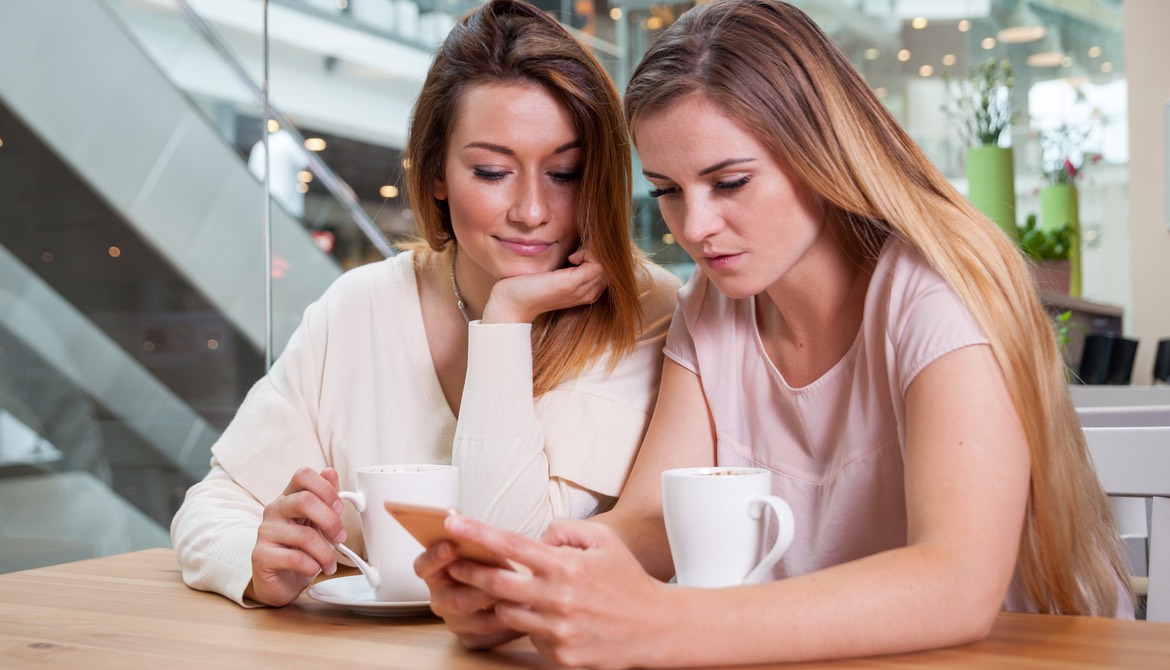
[635,260,684,334]
[320,251,412,307]
[867,239,968,327]
[866,238,989,391]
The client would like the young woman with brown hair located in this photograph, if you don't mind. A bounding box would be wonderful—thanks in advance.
[417,0,1131,665]
[170,0,678,608]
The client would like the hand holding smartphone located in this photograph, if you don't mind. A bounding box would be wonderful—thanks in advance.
[384,501,513,569]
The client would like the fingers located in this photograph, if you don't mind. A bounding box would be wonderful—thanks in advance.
[539,519,611,551]
[255,467,346,581]
[283,467,344,515]
[274,467,346,541]
[445,515,563,576]
[415,540,458,582]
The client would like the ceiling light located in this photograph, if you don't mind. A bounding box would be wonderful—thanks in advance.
[911,17,928,29]
[609,8,621,20]
[1026,52,1066,68]
[267,119,280,133]
[1087,45,1102,58]
[942,54,957,66]
[864,48,880,60]
[997,25,1046,44]
[981,37,996,50]
[1100,62,1114,73]
[1061,56,1073,67]
[958,19,970,32]
[919,65,934,77]
[379,185,399,198]
[297,170,313,183]
[304,137,327,151]
[897,49,911,62]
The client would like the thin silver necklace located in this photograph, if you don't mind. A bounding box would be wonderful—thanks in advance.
[450,246,471,324]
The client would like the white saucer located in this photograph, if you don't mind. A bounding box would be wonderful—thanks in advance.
[306,575,433,617]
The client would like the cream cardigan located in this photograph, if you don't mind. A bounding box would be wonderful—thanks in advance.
[170,251,679,605]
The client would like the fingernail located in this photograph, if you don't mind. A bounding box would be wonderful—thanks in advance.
[326,563,336,576]
[445,515,465,533]
[335,528,347,543]
[332,501,344,514]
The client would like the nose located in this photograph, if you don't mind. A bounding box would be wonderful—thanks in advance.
[509,171,552,228]
[676,196,722,245]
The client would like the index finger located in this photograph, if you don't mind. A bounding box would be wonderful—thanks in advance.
[445,514,562,576]
[284,467,344,514]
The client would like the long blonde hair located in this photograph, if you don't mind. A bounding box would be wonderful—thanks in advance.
[405,0,644,395]
[625,0,1128,615]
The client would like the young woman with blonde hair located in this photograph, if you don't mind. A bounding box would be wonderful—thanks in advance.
[416,0,1131,665]
[171,0,678,608]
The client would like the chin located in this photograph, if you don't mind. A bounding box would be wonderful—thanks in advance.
[703,274,764,300]
[496,258,564,278]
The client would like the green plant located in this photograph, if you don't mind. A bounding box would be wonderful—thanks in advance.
[943,57,1015,147]
[1041,123,1102,185]
[1017,213,1071,261]
[1053,310,1074,351]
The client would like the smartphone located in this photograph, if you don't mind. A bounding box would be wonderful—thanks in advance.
[384,501,513,569]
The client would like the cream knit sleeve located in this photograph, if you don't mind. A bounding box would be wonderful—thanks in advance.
[452,264,680,538]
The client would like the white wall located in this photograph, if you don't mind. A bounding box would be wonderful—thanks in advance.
[1124,0,1170,384]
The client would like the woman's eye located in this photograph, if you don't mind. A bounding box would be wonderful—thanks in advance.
[473,168,507,181]
[550,171,582,184]
[714,175,751,192]
[648,186,680,199]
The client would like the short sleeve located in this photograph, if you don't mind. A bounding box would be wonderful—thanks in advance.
[663,267,707,375]
[883,248,989,395]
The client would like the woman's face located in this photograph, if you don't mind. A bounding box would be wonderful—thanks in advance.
[634,94,828,299]
[436,82,583,287]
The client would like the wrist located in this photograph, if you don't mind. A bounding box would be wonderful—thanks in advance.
[481,300,532,325]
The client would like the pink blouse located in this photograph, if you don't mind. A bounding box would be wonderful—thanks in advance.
[664,240,1002,591]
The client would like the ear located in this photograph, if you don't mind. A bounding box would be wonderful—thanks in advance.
[433,177,447,201]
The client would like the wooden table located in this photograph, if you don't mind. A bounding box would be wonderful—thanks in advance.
[1,549,1168,669]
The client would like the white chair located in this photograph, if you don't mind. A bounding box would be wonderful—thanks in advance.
[1077,405,1170,428]
[1084,426,1170,622]
[1070,385,1170,408]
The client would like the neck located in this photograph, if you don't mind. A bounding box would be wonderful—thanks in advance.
[450,245,492,322]
[760,231,871,348]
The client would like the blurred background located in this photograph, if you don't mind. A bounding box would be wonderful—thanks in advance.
[1,0,1165,572]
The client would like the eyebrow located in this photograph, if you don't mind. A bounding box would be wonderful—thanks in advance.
[643,157,756,180]
[463,139,583,155]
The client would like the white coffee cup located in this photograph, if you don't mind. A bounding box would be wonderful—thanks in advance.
[661,466,795,588]
[334,464,457,602]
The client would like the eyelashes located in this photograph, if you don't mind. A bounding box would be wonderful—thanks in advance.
[471,168,582,184]
[648,175,752,199]
[473,168,507,182]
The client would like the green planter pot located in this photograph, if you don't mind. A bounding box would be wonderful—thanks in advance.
[966,145,1018,240]
[1040,183,1081,297]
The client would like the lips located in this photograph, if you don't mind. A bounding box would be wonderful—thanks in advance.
[702,252,743,270]
[496,237,556,256]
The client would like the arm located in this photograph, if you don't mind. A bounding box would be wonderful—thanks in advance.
[440,344,1030,668]
[418,359,713,646]
[454,257,676,535]
[171,298,346,607]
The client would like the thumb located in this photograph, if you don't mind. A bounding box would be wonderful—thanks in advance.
[321,467,341,489]
[540,519,609,550]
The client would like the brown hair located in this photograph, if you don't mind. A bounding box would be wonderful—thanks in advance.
[404,0,643,396]
[625,0,1127,616]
